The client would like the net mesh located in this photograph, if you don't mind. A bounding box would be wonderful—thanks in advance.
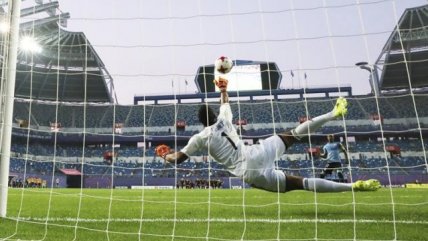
[0,0,427,240]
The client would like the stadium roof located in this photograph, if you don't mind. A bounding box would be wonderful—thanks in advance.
[0,1,114,103]
[376,4,428,91]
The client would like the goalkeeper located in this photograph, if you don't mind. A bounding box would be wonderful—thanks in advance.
[159,77,380,193]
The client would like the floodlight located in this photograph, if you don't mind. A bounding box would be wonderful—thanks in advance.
[355,61,368,67]
[356,61,380,97]
[0,21,9,33]
[20,36,42,53]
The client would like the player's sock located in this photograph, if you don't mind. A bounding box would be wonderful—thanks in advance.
[291,112,335,140]
[303,177,352,192]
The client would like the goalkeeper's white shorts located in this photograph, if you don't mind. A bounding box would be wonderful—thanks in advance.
[242,135,287,192]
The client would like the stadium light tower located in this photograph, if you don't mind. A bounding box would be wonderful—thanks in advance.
[355,61,381,97]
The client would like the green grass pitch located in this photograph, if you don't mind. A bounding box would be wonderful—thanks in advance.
[0,188,427,241]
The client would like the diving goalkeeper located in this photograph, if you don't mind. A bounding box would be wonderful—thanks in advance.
[159,77,380,193]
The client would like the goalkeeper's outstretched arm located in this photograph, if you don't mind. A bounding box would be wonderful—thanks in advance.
[164,78,228,165]
[214,77,229,104]
[220,86,228,104]
[164,151,188,165]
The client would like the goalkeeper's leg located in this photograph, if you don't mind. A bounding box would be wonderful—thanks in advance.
[285,175,381,192]
[292,97,347,140]
[278,97,348,148]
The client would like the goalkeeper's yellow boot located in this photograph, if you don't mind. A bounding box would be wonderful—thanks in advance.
[333,97,348,117]
[353,179,381,191]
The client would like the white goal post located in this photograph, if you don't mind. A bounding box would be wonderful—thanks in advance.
[0,0,21,218]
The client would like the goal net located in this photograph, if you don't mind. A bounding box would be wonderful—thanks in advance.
[0,0,427,240]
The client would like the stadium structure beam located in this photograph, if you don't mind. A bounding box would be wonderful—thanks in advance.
[89,39,116,103]
[19,12,69,30]
[134,87,352,105]
[20,1,59,17]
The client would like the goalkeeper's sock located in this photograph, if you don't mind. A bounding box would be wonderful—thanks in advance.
[303,178,352,192]
[291,112,335,140]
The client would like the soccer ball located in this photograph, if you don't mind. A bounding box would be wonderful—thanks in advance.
[215,56,233,74]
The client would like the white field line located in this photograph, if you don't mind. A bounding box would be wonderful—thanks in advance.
[6,217,428,225]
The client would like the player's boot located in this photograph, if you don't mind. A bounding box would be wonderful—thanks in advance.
[333,97,348,117]
[352,179,381,191]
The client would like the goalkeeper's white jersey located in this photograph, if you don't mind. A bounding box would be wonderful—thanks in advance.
[181,103,246,177]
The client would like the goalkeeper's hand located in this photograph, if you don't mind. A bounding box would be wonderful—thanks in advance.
[155,144,171,160]
[213,77,228,92]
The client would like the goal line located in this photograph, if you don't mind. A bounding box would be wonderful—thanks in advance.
[8,216,428,225]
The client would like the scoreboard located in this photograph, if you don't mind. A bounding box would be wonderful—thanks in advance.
[195,60,282,93]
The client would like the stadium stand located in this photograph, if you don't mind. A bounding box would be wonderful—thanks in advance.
[8,136,428,188]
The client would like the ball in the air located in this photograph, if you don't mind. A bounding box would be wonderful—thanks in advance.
[215,56,233,74]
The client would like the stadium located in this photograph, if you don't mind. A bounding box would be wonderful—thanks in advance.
[0,1,427,240]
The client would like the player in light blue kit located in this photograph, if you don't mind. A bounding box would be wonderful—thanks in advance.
[161,77,380,193]
[320,134,349,182]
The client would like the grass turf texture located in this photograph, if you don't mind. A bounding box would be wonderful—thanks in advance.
[0,188,427,241]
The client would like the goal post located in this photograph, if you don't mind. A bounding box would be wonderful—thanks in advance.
[0,0,21,218]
